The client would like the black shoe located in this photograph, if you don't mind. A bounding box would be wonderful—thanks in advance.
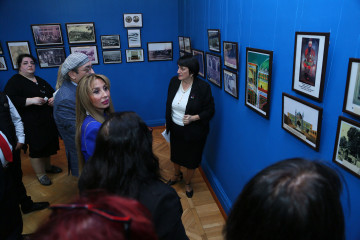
[166,172,183,185]
[22,201,50,214]
[185,184,193,198]
[38,175,52,186]
[45,165,62,174]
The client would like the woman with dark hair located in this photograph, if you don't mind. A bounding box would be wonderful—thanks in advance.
[166,55,215,198]
[224,158,345,240]
[79,112,188,240]
[5,54,60,186]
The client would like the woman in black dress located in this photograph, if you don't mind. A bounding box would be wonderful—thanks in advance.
[5,54,61,186]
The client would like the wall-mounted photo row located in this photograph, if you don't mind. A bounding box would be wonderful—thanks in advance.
[123,13,143,28]
[343,58,360,119]
[70,45,99,65]
[223,41,239,71]
[207,29,220,53]
[192,49,205,78]
[103,50,122,64]
[206,52,221,88]
[126,49,144,63]
[0,56,7,71]
[245,48,273,119]
[31,24,63,46]
[127,29,141,48]
[147,42,173,62]
[36,47,66,68]
[7,41,31,69]
[333,116,360,178]
[0,42,3,54]
[66,22,96,44]
[184,37,191,54]
[101,35,120,49]
[292,32,330,102]
[282,93,323,151]
[178,36,185,52]
[224,69,238,99]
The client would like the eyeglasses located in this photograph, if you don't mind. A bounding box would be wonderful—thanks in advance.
[81,65,93,73]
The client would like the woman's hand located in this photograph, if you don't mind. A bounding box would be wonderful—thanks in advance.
[183,115,200,125]
[26,97,46,106]
[47,97,54,106]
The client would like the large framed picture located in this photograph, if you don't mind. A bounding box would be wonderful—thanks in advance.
[333,116,360,178]
[292,32,330,102]
[147,42,173,62]
[126,49,144,63]
[245,48,273,118]
[223,41,239,70]
[31,24,63,46]
[184,37,191,54]
[0,57,7,71]
[36,47,66,68]
[343,58,360,119]
[178,36,185,52]
[192,49,205,78]
[66,22,96,44]
[7,41,31,69]
[100,35,120,49]
[282,93,323,151]
[123,13,143,28]
[103,50,121,64]
[207,29,221,52]
[127,29,141,48]
[206,52,221,88]
[0,42,3,54]
[70,45,99,65]
[224,69,238,99]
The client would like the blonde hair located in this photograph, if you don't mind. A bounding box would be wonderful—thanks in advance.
[75,74,114,171]
[55,64,64,90]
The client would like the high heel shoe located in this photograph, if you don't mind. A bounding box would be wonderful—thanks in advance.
[166,172,183,185]
[185,183,193,198]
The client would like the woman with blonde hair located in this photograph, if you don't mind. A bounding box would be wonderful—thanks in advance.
[75,74,114,170]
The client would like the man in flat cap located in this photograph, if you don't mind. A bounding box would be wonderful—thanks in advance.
[53,53,93,177]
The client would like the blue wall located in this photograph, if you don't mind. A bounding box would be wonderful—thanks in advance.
[179,1,360,240]
[0,0,179,126]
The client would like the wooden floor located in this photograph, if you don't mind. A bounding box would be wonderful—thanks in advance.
[21,127,225,239]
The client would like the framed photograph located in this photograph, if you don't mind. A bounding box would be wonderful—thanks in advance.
[0,42,3,54]
[123,13,143,28]
[126,49,144,63]
[223,41,239,70]
[184,37,191,54]
[0,57,7,71]
[245,48,273,118]
[66,22,96,44]
[178,36,185,52]
[206,52,221,88]
[224,69,238,99]
[333,116,360,178]
[6,41,31,69]
[208,29,221,52]
[292,32,330,102]
[127,29,141,48]
[31,24,63,46]
[70,45,99,65]
[192,49,205,78]
[101,35,120,49]
[102,50,121,64]
[36,47,66,68]
[282,93,323,151]
[147,42,173,62]
[180,51,185,57]
[343,58,360,118]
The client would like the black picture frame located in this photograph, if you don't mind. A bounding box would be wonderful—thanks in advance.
[70,45,99,65]
[207,29,221,52]
[147,42,173,62]
[123,13,143,28]
[66,22,96,44]
[0,56,7,71]
[184,37,191,54]
[224,69,238,99]
[125,49,144,63]
[192,49,205,78]
[343,58,360,119]
[206,52,222,88]
[31,24,63,46]
[36,47,66,68]
[127,29,141,48]
[100,35,120,49]
[6,41,31,69]
[102,50,122,64]
[223,41,239,70]
[0,42,4,54]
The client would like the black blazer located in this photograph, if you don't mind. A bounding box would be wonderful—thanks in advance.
[166,76,215,140]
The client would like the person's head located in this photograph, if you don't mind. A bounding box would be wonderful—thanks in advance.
[32,191,157,240]
[61,53,93,83]
[17,54,36,75]
[79,112,160,198]
[308,40,313,48]
[177,55,199,81]
[225,158,344,240]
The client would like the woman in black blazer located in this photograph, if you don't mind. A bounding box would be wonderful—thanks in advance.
[166,55,215,198]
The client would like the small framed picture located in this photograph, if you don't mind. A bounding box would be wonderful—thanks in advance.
[208,29,221,52]
[178,36,185,52]
[103,50,122,64]
[223,41,239,70]
[66,22,96,44]
[192,49,205,78]
[333,116,360,178]
[343,58,360,119]
[282,93,323,151]
[0,42,4,54]
[126,49,144,63]
[36,47,66,68]
[224,69,238,99]
[184,37,191,54]
[147,42,173,62]
[31,24,63,46]
[180,51,185,57]
[6,41,31,69]
[123,13,143,28]
[292,32,330,102]
[206,52,222,88]
[70,45,99,65]
[0,57,7,71]
[245,47,273,118]
[127,29,141,48]
[101,35,120,49]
